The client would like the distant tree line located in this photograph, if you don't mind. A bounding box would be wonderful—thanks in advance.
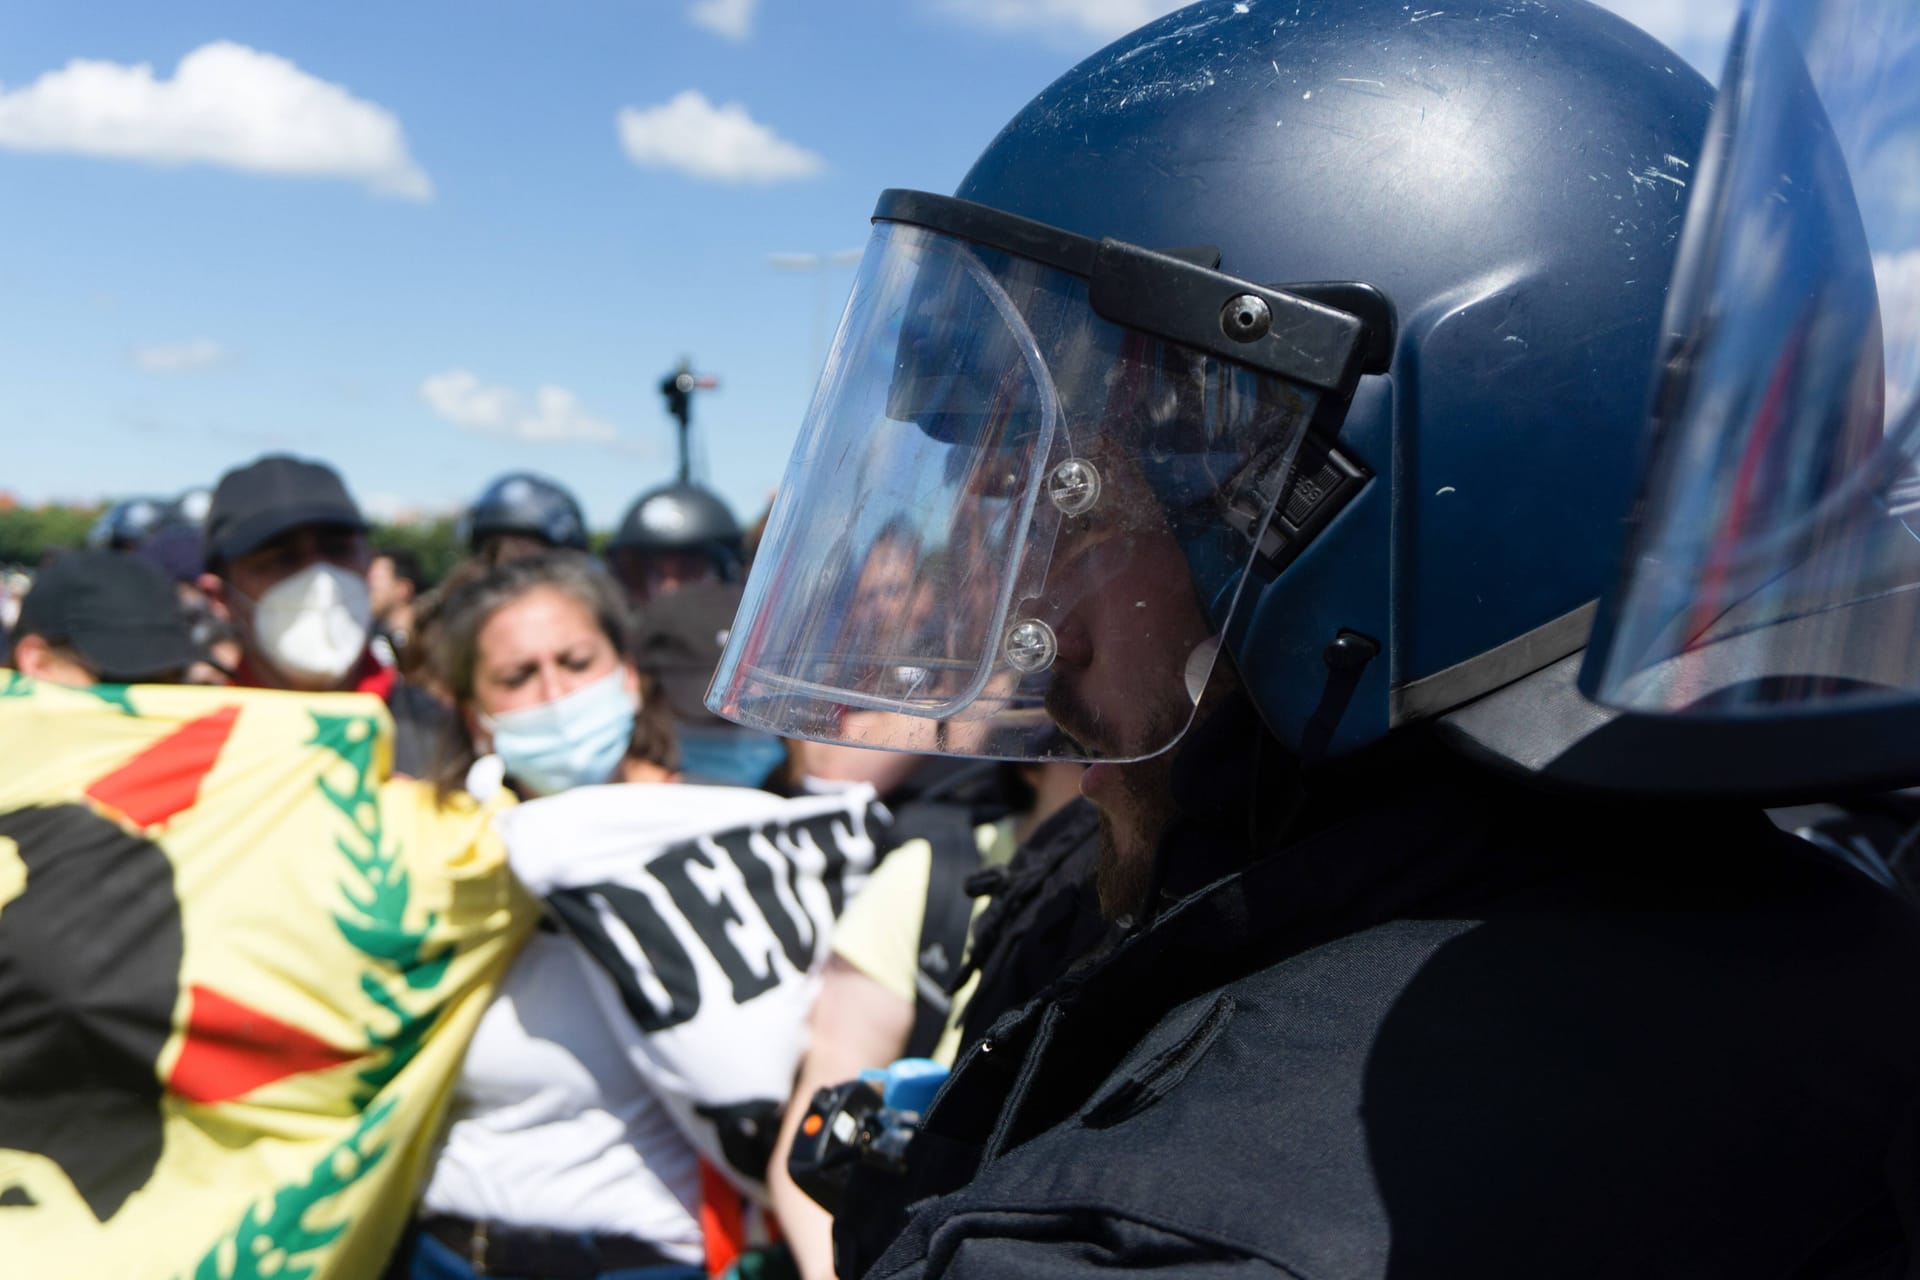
[0,507,101,567]
[366,517,464,586]
[1,506,611,586]
[370,519,612,587]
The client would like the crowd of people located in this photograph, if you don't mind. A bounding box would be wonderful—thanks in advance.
[8,0,1920,1275]
[0,448,1103,1280]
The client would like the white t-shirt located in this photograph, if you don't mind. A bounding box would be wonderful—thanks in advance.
[425,780,884,1243]
[420,930,705,1259]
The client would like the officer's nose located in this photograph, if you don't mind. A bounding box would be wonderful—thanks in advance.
[1007,544,1101,670]
[1049,598,1095,671]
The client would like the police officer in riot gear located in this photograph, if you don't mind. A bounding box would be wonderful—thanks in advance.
[606,481,784,784]
[710,0,1920,1273]
[84,496,172,552]
[604,481,743,605]
[459,471,590,565]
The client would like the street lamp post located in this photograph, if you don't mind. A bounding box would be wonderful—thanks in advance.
[769,248,863,373]
[660,357,719,485]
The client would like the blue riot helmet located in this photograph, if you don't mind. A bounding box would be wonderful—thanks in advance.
[122,486,215,543]
[85,497,171,551]
[615,482,778,782]
[164,487,213,532]
[1451,0,1920,798]
[711,0,1715,769]
[459,472,590,556]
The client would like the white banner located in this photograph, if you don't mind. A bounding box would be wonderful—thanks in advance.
[496,782,885,1191]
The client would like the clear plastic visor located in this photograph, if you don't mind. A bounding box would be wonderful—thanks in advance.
[1583,0,1920,717]
[708,221,1320,762]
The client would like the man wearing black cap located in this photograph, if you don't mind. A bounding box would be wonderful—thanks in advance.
[196,453,448,775]
[8,550,199,687]
[633,579,791,787]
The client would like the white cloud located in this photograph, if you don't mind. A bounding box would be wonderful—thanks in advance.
[932,0,1184,43]
[1858,134,1920,249]
[1876,250,1920,425]
[420,370,619,444]
[130,338,228,373]
[1590,0,1740,78]
[0,41,432,200]
[616,90,823,184]
[689,0,758,41]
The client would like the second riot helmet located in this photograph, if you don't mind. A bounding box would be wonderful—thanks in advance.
[459,472,590,554]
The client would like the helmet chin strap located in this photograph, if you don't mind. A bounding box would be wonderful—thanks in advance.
[1140,679,1305,927]
[1296,631,1383,767]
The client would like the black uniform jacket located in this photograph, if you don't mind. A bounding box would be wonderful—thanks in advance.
[845,743,1920,1279]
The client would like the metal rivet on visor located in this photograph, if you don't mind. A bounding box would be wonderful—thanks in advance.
[1221,294,1272,343]
[1048,459,1102,516]
[1004,619,1058,673]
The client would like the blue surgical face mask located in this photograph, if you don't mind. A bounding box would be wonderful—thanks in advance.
[676,724,789,788]
[478,666,637,797]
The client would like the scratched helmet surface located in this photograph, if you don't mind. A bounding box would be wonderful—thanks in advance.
[710,0,1714,765]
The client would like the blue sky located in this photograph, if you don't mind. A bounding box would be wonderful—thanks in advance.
[0,0,1741,532]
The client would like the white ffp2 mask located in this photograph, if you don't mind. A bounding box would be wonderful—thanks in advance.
[249,563,373,686]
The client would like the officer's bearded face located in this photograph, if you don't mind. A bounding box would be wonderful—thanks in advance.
[1040,446,1216,921]
[1050,661,1189,922]
[1089,750,1180,921]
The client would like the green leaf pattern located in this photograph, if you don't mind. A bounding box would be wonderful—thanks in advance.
[188,1100,394,1280]
[187,710,454,1279]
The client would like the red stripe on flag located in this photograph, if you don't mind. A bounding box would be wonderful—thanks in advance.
[169,984,360,1105]
[85,705,241,830]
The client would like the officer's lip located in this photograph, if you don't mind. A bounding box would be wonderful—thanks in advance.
[1053,717,1116,762]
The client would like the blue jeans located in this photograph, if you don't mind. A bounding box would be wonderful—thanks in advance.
[390,1227,705,1280]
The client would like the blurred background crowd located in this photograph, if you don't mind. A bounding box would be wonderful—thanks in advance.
[0,450,1099,1280]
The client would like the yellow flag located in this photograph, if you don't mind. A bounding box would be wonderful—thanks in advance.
[0,674,537,1279]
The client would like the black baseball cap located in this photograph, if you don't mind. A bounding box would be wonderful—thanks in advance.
[14,550,200,681]
[204,454,367,569]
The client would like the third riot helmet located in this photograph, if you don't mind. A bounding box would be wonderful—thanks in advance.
[607,482,743,601]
